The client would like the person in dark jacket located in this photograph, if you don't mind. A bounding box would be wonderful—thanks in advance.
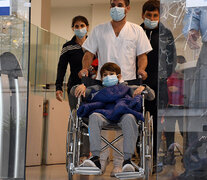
[55,15,89,110]
[140,0,177,173]
[55,15,90,160]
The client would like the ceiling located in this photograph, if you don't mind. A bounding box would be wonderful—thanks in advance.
[51,0,143,8]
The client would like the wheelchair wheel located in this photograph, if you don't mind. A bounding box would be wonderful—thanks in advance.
[66,109,80,179]
[144,111,153,179]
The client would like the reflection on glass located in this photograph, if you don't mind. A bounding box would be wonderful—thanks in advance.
[158,0,207,179]
[14,79,20,178]
[29,24,67,100]
[0,0,30,178]
[0,77,3,166]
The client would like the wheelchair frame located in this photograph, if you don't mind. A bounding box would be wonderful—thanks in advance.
[66,92,154,180]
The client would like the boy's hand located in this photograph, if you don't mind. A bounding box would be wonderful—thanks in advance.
[75,84,86,97]
[56,90,63,102]
[133,86,145,97]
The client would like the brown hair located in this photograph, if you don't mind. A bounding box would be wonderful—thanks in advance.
[100,62,121,78]
[142,0,160,14]
[177,55,186,64]
[71,16,89,27]
[110,0,130,6]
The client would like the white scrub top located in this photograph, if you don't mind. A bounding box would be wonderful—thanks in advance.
[83,21,152,80]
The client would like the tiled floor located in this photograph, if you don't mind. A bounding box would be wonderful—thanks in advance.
[26,156,187,180]
[26,161,157,180]
[25,121,185,180]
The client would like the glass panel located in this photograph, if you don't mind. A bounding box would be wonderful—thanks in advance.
[157,0,207,179]
[29,25,68,100]
[45,32,68,100]
[0,0,30,178]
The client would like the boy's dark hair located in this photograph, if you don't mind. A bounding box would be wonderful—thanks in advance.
[71,16,89,27]
[100,62,121,78]
[142,0,160,14]
[110,0,130,6]
[177,55,186,64]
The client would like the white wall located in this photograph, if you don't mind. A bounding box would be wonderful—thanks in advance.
[50,1,145,40]
[51,6,92,40]
[31,0,42,27]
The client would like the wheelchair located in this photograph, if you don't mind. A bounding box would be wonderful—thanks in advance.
[66,77,154,180]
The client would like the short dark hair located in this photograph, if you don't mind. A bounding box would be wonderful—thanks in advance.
[142,0,160,14]
[71,16,89,27]
[177,55,186,64]
[110,0,130,6]
[100,62,121,78]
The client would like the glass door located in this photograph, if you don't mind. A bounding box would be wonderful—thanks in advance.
[0,0,30,178]
[157,0,207,179]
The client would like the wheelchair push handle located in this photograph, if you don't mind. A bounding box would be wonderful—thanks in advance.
[81,75,88,85]
[137,74,143,85]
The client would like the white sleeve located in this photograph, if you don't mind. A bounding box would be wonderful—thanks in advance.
[82,26,98,55]
[136,27,152,56]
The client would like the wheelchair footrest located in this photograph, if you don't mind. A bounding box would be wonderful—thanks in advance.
[115,171,145,179]
[74,167,102,175]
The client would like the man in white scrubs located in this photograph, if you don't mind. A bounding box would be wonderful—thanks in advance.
[79,0,152,81]
[78,0,152,176]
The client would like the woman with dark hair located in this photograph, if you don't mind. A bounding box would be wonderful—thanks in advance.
[55,16,90,160]
[55,15,89,110]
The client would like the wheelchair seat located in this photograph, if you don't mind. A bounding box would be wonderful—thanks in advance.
[102,123,122,130]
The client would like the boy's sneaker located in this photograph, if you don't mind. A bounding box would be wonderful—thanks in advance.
[82,156,101,169]
[122,159,135,172]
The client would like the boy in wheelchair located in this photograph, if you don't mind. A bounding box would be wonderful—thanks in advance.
[73,62,155,173]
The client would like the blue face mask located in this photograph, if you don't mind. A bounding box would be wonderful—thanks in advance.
[74,27,87,39]
[144,18,158,29]
[110,7,125,22]
[102,75,118,87]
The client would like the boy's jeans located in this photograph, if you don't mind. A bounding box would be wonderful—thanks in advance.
[89,112,138,163]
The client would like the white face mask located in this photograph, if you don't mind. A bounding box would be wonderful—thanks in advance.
[74,27,87,39]
[144,18,158,29]
[110,7,125,21]
[102,75,118,87]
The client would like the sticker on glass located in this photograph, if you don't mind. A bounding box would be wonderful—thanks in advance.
[0,0,10,16]
[186,0,207,7]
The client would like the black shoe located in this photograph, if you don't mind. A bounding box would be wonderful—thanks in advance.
[122,159,135,172]
[82,156,101,169]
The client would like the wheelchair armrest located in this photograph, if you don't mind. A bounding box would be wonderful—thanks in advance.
[141,90,148,96]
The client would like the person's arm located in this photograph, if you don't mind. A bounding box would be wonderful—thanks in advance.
[183,8,201,49]
[70,84,94,99]
[166,30,177,78]
[79,26,98,78]
[137,53,148,80]
[56,90,63,102]
[130,85,155,100]
[74,84,86,97]
[78,51,95,78]
[144,85,155,101]
[55,45,69,101]
[132,85,145,97]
